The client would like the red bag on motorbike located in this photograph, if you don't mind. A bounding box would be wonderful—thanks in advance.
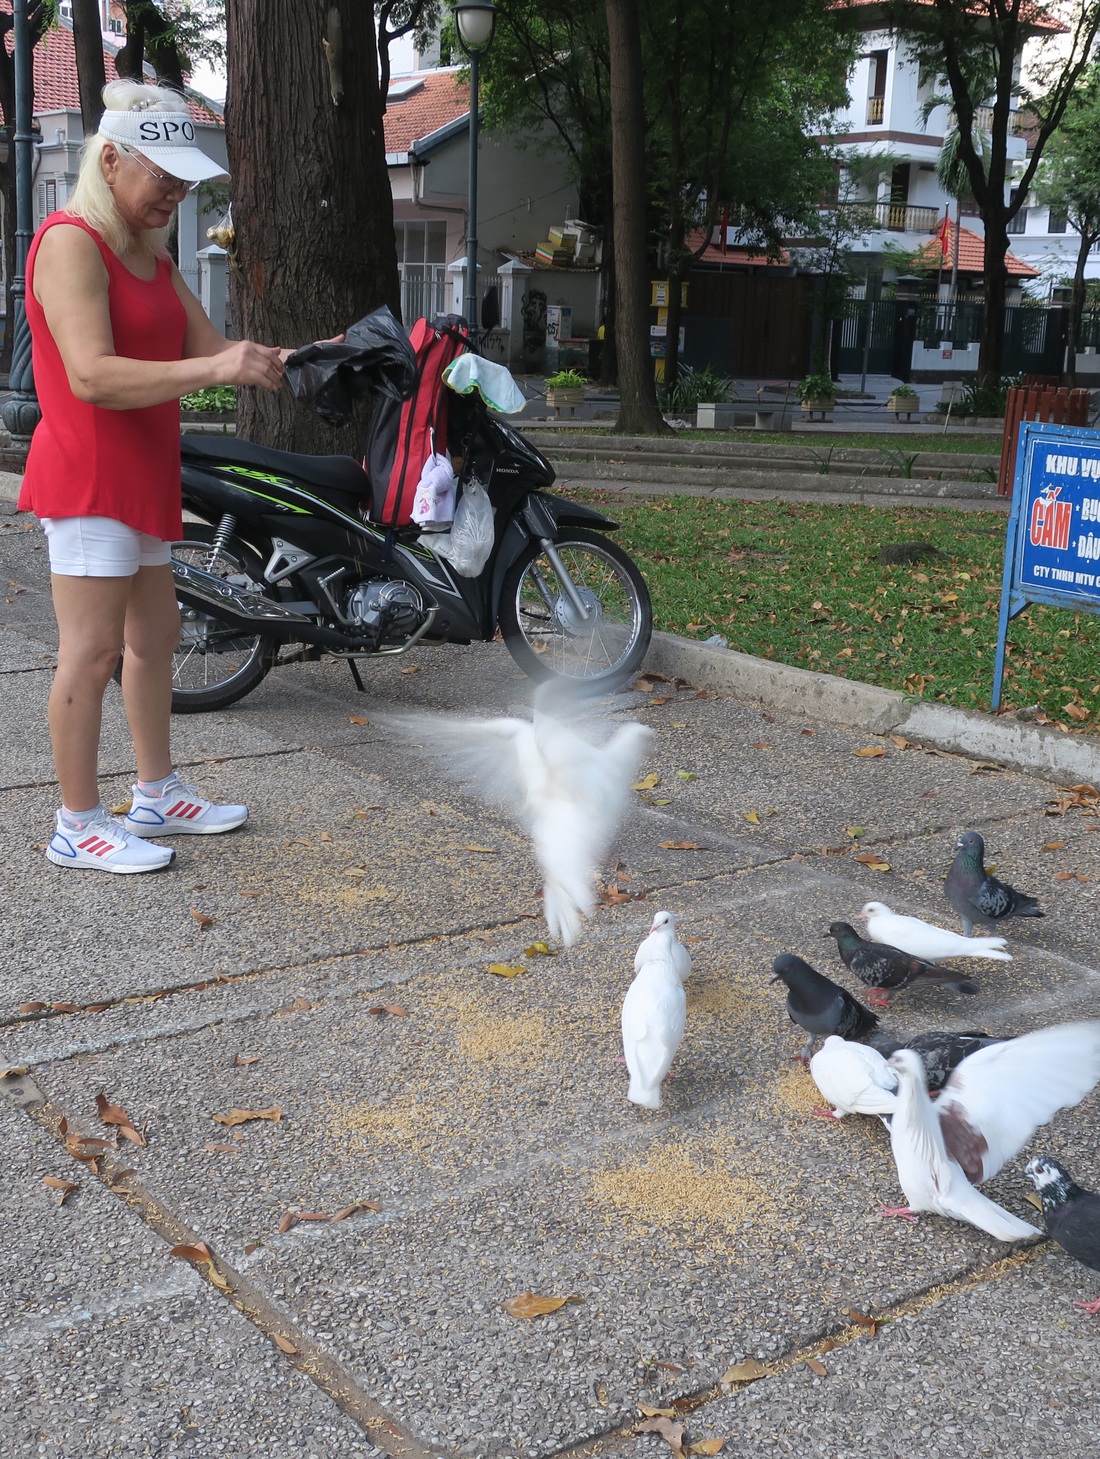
[365,314,470,528]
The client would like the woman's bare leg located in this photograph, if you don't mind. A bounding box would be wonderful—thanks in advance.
[120,563,180,783]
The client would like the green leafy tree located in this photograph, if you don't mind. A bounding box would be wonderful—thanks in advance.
[1033,62,1100,384]
[885,0,1100,383]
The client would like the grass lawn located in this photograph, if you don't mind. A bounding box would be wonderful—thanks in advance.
[688,431,1001,456]
[568,489,1100,735]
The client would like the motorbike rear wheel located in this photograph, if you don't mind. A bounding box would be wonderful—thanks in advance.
[499,527,652,688]
[115,526,278,713]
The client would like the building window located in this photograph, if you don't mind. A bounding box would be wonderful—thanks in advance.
[866,49,887,125]
[1046,208,1067,234]
[395,220,449,322]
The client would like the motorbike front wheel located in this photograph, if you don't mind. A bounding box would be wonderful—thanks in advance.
[115,526,278,714]
[499,527,652,688]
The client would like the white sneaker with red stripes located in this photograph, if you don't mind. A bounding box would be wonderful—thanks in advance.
[46,808,175,873]
[125,774,248,837]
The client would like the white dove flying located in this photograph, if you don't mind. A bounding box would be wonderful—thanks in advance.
[634,909,691,982]
[621,950,687,1109]
[384,685,652,946]
[884,1020,1100,1241]
[860,901,1011,962]
[809,1035,898,1122]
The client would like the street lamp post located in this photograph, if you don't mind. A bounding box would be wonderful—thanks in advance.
[453,0,497,335]
[2,0,40,440]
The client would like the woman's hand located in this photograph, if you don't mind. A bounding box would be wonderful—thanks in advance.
[212,339,286,392]
[277,332,346,365]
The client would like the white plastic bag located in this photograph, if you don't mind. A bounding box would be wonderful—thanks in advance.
[423,478,494,576]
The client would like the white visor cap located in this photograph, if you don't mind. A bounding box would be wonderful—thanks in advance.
[98,110,227,183]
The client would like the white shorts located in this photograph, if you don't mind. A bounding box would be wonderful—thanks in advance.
[42,517,173,577]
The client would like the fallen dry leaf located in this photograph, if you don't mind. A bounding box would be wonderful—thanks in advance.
[743,811,760,825]
[632,677,654,692]
[189,908,215,931]
[689,1440,726,1456]
[464,844,497,854]
[854,853,892,872]
[205,1143,238,1154]
[117,1124,147,1147]
[720,1358,768,1384]
[842,1307,879,1335]
[1041,842,1065,852]
[853,746,886,758]
[278,1213,298,1234]
[399,665,419,675]
[347,715,369,725]
[234,1053,260,1066]
[805,1357,828,1376]
[367,1004,408,1016]
[272,1333,298,1354]
[18,1002,47,1014]
[633,772,660,791]
[0,1066,29,1078]
[889,734,911,749]
[208,1267,232,1293]
[636,1417,684,1450]
[638,1405,676,1418]
[751,741,772,750]
[279,997,313,1013]
[212,1106,282,1127]
[330,1200,381,1222]
[1064,702,1090,722]
[170,1242,212,1264]
[524,941,556,957]
[1054,871,1089,882]
[42,1175,78,1206]
[659,840,704,850]
[501,1292,580,1318]
[95,1093,133,1128]
[487,963,526,977]
[51,1003,79,1014]
[846,826,865,839]
[1022,1188,1043,1212]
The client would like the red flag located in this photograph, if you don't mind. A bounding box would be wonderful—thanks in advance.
[936,213,951,261]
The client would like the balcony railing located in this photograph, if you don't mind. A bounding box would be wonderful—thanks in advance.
[873,202,939,233]
[866,94,884,124]
[969,105,1024,135]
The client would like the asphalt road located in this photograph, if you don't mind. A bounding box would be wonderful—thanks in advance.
[2,493,1099,1459]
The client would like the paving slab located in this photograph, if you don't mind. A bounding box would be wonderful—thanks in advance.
[3,491,1100,1457]
[0,1101,384,1459]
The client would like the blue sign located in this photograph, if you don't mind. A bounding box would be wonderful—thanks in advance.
[993,421,1100,708]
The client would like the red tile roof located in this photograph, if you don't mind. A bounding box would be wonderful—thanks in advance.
[1,5,221,126]
[692,236,791,268]
[833,0,1064,31]
[384,69,468,154]
[917,219,1039,277]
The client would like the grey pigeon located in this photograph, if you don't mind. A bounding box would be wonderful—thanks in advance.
[771,953,879,1064]
[1025,1156,1100,1315]
[945,830,1044,937]
[869,1029,1005,1091]
[828,921,978,1006]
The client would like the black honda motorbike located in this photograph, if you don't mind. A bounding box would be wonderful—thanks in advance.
[164,319,652,712]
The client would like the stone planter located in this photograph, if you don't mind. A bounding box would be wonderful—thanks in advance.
[800,396,835,419]
[696,402,738,430]
[886,393,919,420]
[546,386,585,413]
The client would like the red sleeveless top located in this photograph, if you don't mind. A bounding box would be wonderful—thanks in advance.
[18,213,188,540]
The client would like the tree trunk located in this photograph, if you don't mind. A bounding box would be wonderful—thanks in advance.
[978,216,1008,384]
[1066,228,1093,388]
[71,0,106,133]
[604,0,668,435]
[226,0,401,453]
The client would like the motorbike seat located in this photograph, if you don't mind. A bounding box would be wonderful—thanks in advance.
[181,433,371,507]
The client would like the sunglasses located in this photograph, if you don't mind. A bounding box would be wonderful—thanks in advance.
[118,143,198,195]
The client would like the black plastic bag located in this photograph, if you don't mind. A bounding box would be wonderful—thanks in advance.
[285,306,418,423]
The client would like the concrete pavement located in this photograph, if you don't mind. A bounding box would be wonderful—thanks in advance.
[2,490,1100,1458]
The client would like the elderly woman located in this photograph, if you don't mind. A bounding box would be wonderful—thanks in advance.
[19,81,289,874]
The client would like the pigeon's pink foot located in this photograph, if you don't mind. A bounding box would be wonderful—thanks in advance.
[811,1106,841,1121]
[1073,1295,1100,1315]
[792,1053,811,1067]
[866,990,892,1009]
[614,1055,627,1064]
[880,1204,919,1222]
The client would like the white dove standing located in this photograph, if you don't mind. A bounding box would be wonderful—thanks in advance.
[621,950,687,1109]
[385,686,652,946]
[634,910,691,982]
[809,1036,898,1122]
[884,1020,1100,1240]
[860,901,1011,962]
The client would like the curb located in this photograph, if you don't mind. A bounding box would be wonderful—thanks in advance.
[643,629,1100,787]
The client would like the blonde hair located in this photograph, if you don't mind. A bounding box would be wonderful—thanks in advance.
[66,79,188,256]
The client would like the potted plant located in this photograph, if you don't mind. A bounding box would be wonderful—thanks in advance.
[545,367,589,411]
[797,372,836,414]
[886,382,919,418]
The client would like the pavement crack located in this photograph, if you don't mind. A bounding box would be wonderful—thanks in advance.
[0,1070,457,1459]
[543,1245,1048,1459]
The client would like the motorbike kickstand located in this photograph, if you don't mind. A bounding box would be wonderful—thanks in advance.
[346,659,366,693]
